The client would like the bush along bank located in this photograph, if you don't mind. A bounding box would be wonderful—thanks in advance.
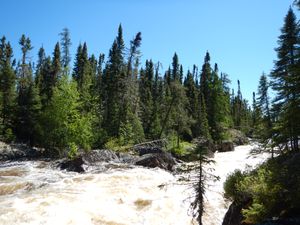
[223,152,300,225]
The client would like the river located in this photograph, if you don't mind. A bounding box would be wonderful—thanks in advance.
[0,143,270,225]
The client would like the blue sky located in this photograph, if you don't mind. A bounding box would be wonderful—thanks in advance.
[0,0,296,102]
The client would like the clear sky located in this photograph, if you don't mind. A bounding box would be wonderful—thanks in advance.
[0,0,297,102]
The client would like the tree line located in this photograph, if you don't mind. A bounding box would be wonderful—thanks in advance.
[0,25,253,157]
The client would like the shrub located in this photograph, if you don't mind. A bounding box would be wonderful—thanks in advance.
[224,169,246,201]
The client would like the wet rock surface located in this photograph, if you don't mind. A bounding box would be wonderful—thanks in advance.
[218,141,234,152]
[1,141,178,172]
[135,152,176,171]
[0,142,44,161]
[228,129,249,146]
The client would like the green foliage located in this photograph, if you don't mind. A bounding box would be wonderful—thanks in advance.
[3,128,15,143]
[67,142,78,159]
[0,37,16,141]
[40,76,92,156]
[0,26,255,156]
[270,8,300,151]
[223,169,246,201]
[242,202,267,224]
[224,153,300,224]
[167,132,194,156]
[104,137,132,152]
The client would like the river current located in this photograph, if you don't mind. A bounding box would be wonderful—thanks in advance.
[0,143,270,225]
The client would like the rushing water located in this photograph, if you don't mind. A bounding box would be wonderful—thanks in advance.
[0,143,270,225]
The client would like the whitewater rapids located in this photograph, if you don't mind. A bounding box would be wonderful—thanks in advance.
[0,143,270,225]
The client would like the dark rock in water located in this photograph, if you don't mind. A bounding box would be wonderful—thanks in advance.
[137,147,164,156]
[58,149,121,172]
[82,149,120,164]
[60,157,84,173]
[219,141,234,152]
[222,197,252,225]
[135,152,176,171]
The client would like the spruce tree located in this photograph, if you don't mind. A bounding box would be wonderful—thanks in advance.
[172,52,180,81]
[16,35,42,144]
[59,27,72,75]
[51,42,62,87]
[0,38,16,142]
[184,69,200,138]
[140,60,154,137]
[103,25,126,137]
[270,8,300,151]
[199,94,211,139]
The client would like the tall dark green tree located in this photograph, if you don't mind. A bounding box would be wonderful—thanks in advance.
[103,24,126,138]
[51,42,62,86]
[16,35,42,144]
[184,69,200,138]
[0,37,16,142]
[118,32,144,144]
[172,52,180,81]
[257,73,271,124]
[59,27,72,75]
[140,60,154,137]
[270,8,300,151]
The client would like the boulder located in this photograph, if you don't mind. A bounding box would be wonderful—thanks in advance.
[219,141,234,152]
[59,157,85,173]
[117,152,138,164]
[0,141,44,161]
[82,149,120,164]
[135,152,176,171]
[228,129,248,146]
[58,149,121,173]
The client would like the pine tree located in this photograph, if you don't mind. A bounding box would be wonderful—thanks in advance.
[200,52,212,108]
[140,60,154,137]
[149,64,163,139]
[0,37,16,142]
[35,46,46,87]
[119,32,144,144]
[16,35,42,144]
[51,42,62,87]
[73,43,83,82]
[72,42,93,113]
[192,144,216,225]
[199,94,211,139]
[184,69,200,138]
[172,52,180,81]
[257,73,271,124]
[210,68,231,140]
[39,56,53,107]
[59,27,72,75]
[251,91,262,137]
[103,25,126,137]
[270,8,300,151]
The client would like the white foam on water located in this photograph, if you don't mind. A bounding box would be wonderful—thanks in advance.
[0,143,270,225]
